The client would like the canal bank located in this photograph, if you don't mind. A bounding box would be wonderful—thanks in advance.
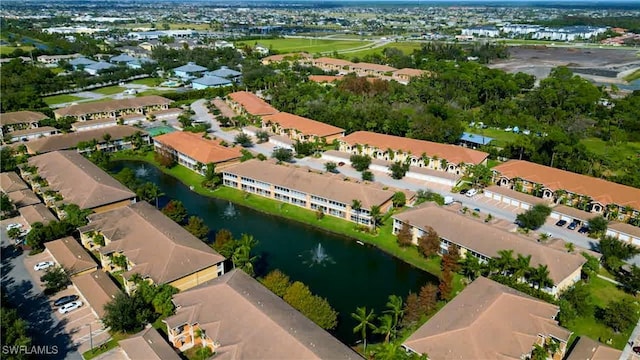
[111,159,443,345]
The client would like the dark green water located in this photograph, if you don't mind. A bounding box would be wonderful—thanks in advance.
[114,161,438,345]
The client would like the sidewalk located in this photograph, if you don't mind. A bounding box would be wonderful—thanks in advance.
[620,320,640,360]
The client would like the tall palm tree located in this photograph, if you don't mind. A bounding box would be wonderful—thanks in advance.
[351,306,376,352]
[384,295,403,336]
[147,183,163,208]
[369,205,382,231]
[513,254,532,282]
[494,249,515,275]
[375,314,393,343]
[461,255,483,280]
[351,199,362,225]
[530,264,552,290]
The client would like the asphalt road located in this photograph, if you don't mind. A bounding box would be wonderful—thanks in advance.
[0,225,82,360]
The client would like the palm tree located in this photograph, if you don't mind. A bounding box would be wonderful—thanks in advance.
[369,205,382,231]
[384,295,403,337]
[232,234,259,276]
[375,314,393,343]
[513,254,531,282]
[145,183,163,208]
[461,255,483,280]
[530,264,552,290]
[490,249,514,276]
[351,199,362,225]
[351,306,376,352]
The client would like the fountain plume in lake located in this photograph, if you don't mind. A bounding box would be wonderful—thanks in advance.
[302,243,334,267]
[223,201,237,218]
[135,165,149,178]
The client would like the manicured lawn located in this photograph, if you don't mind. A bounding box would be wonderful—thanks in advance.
[82,332,128,360]
[345,42,423,58]
[235,38,371,54]
[43,94,84,105]
[128,77,163,86]
[581,138,640,161]
[92,86,126,95]
[0,45,34,55]
[465,124,520,147]
[624,69,640,82]
[136,89,175,97]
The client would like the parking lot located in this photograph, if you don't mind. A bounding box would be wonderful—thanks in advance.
[473,195,526,214]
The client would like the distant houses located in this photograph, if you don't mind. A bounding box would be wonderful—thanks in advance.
[261,112,345,143]
[173,62,207,79]
[0,111,57,142]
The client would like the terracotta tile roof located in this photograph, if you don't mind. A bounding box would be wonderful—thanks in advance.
[45,236,98,276]
[350,62,397,72]
[566,337,622,360]
[80,202,225,285]
[7,190,41,208]
[493,160,640,209]
[403,277,571,359]
[227,91,279,116]
[393,68,429,77]
[342,131,489,165]
[0,111,48,125]
[154,132,242,165]
[313,57,354,67]
[8,126,58,138]
[119,327,181,360]
[608,221,640,238]
[485,185,550,205]
[165,269,359,360]
[28,151,136,210]
[71,270,121,318]
[308,75,344,83]
[18,203,57,225]
[262,52,312,63]
[0,172,29,193]
[393,204,586,284]
[262,112,344,138]
[54,96,172,117]
[25,126,147,154]
[224,160,396,210]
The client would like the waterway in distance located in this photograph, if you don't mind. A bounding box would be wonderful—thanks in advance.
[114,161,439,345]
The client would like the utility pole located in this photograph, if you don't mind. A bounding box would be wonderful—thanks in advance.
[88,323,93,352]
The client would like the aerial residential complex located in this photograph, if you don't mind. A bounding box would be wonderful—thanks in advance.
[23,125,149,154]
[261,112,345,143]
[53,95,173,121]
[226,91,279,117]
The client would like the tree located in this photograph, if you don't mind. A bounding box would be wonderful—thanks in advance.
[184,216,209,240]
[418,227,441,258]
[272,147,293,162]
[155,151,176,168]
[232,235,259,276]
[212,229,235,258]
[256,130,269,143]
[442,243,460,272]
[234,132,253,147]
[0,147,17,172]
[602,298,638,333]
[137,182,163,208]
[350,154,372,172]
[261,269,291,297]
[513,253,532,281]
[620,265,640,294]
[385,294,403,337]
[402,292,421,327]
[1,192,16,218]
[389,161,409,180]
[396,222,413,247]
[369,205,382,230]
[1,305,32,359]
[351,199,362,225]
[515,204,552,230]
[562,283,593,317]
[162,200,188,223]
[438,268,454,300]
[392,191,406,207]
[40,266,70,294]
[468,164,493,188]
[581,252,600,282]
[102,292,153,333]
[7,227,22,242]
[203,163,221,188]
[324,161,338,173]
[361,170,374,181]
[599,236,640,271]
[284,281,338,330]
[375,314,393,343]
[588,215,608,236]
[418,283,438,315]
[60,204,91,228]
[530,264,553,290]
[351,306,376,352]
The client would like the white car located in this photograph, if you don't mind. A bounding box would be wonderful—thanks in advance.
[6,223,23,231]
[33,261,55,271]
[465,189,478,197]
[58,301,83,314]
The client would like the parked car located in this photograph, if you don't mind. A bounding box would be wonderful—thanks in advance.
[6,223,23,231]
[555,220,568,227]
[465,189,478,197]
[338,162,345,167]
[58,301,83,314]
[459,189,468,195]
[33,261,55,271]
[578,225,590,234]
[53,295,79,307]
[633,346,640,355]
[568,220,580,230]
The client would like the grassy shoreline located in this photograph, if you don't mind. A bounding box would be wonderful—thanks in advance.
[111,151,465,290]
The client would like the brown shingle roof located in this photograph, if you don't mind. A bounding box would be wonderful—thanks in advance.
[80,202,225,285]
[608,221,640,238]
[227,91,279,116]
[393,204,586,284]
[8,126,58,138]
[262,112,344,138]
[211,98,236,119]
[28,151,135,210]
[308,75,344,83]
[223,160,395,210]
[25,126,147,154]
[553,205,595,222]
[154,131,242,165]
[0,172,29,193]
[72,270,121,318]
[403,277,571,359]
[342,131,489,165]
[54,96,172,117]
[493,160,640,209]
[7,190,41,208]
[350,62,397,72]
[165,269,359,360]
[45,236,98,276]
[393,68,429,77]
[19,203,57,225]
[565,337,622,360]
[313,57,354,67]
[119,327,181,360]
[0,111,48,125]
[71,118,117,130]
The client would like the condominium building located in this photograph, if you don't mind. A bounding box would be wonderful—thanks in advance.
[260,112,345,143]
[53,96,172,121]
[226,91,279,117]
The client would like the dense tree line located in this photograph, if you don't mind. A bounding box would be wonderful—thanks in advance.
[1,295,32,360]
[151,46,243,71]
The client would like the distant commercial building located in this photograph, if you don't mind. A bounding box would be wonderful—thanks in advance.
[461,26,500,38]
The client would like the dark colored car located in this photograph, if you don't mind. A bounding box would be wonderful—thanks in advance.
[578,225,590,234]
[338,162,345,167]
[633,346,640,355]
[555,220,567,227]
[460,189,468,195]
[568,220,580,230]
[53,295,79,307]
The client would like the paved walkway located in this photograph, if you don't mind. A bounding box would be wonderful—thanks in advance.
[620,320,640,360]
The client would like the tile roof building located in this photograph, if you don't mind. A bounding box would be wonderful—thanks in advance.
[348,62,397,76]
[0,172,29,193]
[24,126,149,154]
[565,337,622,360]
[25,150,136,213]
[119,326,181,360]
[403,277,572,359]
[53,96,172,121]
[44,236,98,276]
[71,270,121,318]
[1,111,49,140]
[18,203,57,226]
[393,204,586,295]
[261,112,345,143]
[78,202,225,294]
[153,132,242,174]
[222,160,398,226]
[7,189,41,209]
[227,91,279,116]
[261,52,312,65]
[492,160,640,221]
[312,57,354,72]
[164,269,359,359]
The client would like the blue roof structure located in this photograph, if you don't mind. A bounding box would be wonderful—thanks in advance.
[110,54,137,63]
[460,132,493,146]
[207,66,242,79]
[85,61,115,71]
[192,75,232,87]
[69,57,97,66]
[173,62,207,73]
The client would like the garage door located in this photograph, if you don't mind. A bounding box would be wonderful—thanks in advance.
[550,212,560,220]
[521,203,530,210]
[632,237,640,246]
[483,191,492,199]
[510,199,520,207]
[619,234,630,242]
[561,215,572,221]
[493,194,501,201]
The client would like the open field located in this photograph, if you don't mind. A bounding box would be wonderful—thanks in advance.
[92,86,126,95]
[345,42,423,58]
[128,77,163,86]
[0,45,34,55]
[464,125,520,148]
[624,69,640,82]
[43,94,83,106]
[235,38,372,54]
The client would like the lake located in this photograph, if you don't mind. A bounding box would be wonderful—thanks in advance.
[114,161,438,345]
